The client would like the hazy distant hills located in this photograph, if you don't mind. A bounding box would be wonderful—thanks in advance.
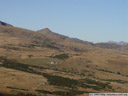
[107,41,127,45]
[95,41,128,50]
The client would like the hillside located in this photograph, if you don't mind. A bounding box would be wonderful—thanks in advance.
[0,21,128,96]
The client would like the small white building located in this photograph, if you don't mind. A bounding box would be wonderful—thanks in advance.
[50,61,58,65]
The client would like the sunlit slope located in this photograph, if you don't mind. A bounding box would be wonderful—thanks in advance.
[0,21,128,95]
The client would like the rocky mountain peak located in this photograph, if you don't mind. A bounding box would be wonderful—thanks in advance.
[37,28,52,33]
[0,21,13,27]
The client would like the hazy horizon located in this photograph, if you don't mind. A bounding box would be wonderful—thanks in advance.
[0,0,128,42]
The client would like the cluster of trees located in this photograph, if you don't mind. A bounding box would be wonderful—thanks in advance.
[51,53,69,60]
[80,78,112,91]
[36,89,87,96]
[105,79,128,84]
[42,73,78,88]
[97,68,122,77]
[0,93,36,96]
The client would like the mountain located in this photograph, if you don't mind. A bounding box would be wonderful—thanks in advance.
[0,21,96,53]
[95,41,128,50]
[0,21,128,95]
[0,21,13,27]
[38,28,128,51]
[37,28,93,46]
[1,20,127,51]
[107,41,127,45]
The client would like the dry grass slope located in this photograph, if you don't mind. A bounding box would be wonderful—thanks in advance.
[0,21,128,96]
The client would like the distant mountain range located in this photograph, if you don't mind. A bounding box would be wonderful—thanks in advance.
[106,41,127,45]
[0,20,128,51]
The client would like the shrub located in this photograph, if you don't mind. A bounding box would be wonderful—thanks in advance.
[28,55,33,58]
[52,54,69,60]
[36,89,87,96]
[46,44,59,50]
[80,78,112,90]
[117,72,121,75]
[53,90,86,96]
[0,93,36,96]
[42,73,78,88]
[35,90,52,94]
[105,79,128,84]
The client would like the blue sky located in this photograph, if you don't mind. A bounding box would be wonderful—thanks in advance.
[0,0,128,42]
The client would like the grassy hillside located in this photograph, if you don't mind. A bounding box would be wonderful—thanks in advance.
[0,21,128,96]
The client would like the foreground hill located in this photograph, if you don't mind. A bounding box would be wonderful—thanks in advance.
[0,21,128,96]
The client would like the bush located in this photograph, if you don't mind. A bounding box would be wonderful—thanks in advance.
[36,89,87,96]
[35,90,52,94]
[28,55,33,58]
[105,79,128,84]
[0,93,36,96]
[52,54,69,60]
[53,90,86,96]
[46,44,59,50]
[97,69,113,73]
[42,73,78,88]
[117,72,121,75]
[80,78,112,90]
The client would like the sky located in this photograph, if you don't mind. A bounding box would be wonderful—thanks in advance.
[0,0,128,42]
